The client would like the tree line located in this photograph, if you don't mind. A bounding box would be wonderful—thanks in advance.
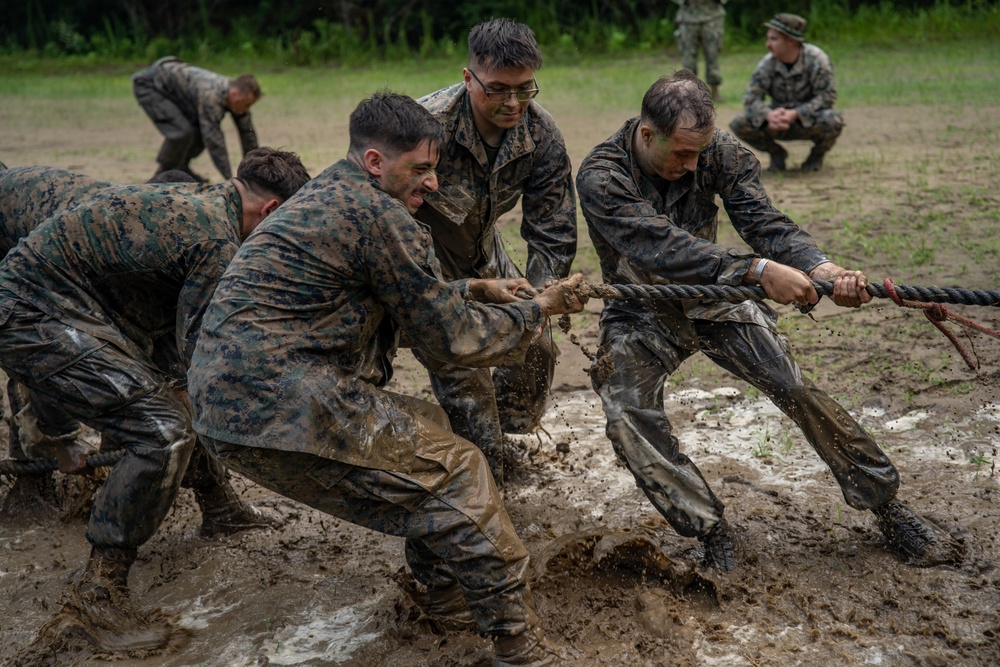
[4,0,996,62]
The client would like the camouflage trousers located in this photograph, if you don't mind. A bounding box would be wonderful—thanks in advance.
[676,18,725,86]
[414,323,555,486]
[729,109,845,155]
[0,295,195,549]
[5,378,226,493]
[199,394,537,638]
[592,316,900,538]
[133,71,205,172]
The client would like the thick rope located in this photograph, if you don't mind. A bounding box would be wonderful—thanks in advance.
[0,448,125,476]
[579,279,1000,307]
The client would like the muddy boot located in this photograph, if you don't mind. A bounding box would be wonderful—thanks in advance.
[871,501,963,567]
[403,577,477,633]
[710,84,722,102]
[493,626,559,667]
[698,518,737,573]
[1,471,60,517]
[801,147,826,172]
[63,546,172,653]
[195,479,282,539]
[767,147,788,172]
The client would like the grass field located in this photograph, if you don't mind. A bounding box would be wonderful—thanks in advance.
[2,35,1000,667]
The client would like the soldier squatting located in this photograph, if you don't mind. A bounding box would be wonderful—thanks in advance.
[0,14,967,667]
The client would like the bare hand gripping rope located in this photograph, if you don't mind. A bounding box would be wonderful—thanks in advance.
[3,279,999,476]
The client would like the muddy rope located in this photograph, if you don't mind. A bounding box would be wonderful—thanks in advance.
[573,278,1000,374]
[0,449,125,476]
[578,279,1000,307]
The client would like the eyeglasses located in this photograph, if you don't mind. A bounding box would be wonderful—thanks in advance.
[468,69,540,102]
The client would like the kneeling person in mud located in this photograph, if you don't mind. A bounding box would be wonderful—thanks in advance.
[576,71,961,573]
[188,92,586,666]
[0,166,266,537]
[0,148,310,656]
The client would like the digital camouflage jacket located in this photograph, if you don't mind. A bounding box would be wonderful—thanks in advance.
[0,178,244,370]
[416,83,577,286]
[577,118,829,349]
[189,159,547,471]
[741,44,838,129]
[142,57,258,179]
[673,0,727,23]
[0,166,112,255]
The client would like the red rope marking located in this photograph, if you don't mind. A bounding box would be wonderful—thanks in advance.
[883,278,1000,373]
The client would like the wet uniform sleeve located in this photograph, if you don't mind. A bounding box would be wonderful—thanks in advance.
[795,51,838,128]
[742,56,774,128]
[365,208,543,367]
[198,93,233,179]
[713,142,830,274]
[578,161,752,285]
[521,129,578,287]
[234,112,259,155]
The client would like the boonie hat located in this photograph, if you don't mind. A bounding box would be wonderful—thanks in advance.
[763,13,807,41]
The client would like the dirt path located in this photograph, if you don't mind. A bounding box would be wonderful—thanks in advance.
[1,100,999,666]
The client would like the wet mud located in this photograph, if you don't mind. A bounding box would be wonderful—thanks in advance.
[1,103,999,665]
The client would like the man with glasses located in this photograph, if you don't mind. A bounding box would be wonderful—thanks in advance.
[416,18,577,485]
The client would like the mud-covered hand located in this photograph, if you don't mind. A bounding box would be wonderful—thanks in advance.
[810,262,872,308]
[52,439,95,475]
[758,260,819,308]
[534,273,589,316]
[467,278,536,304]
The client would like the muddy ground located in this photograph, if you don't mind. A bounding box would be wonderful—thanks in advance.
[1,88,999,666]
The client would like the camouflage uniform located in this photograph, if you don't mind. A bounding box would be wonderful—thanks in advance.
[576,119,899,538]
[0,167,235,506]
[132,56,258,180]
[729,43,845,158]
[673,0,727,87]
[0,174,248,549]
[415,84,577,478]
[189,159,548,638]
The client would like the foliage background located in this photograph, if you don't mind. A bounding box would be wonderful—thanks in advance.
[4,0,999,65]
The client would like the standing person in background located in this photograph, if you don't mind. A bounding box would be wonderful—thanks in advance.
[132,56,261,182]
[416,18,577,484]
[673,0,727,101]
[729,13,845,172]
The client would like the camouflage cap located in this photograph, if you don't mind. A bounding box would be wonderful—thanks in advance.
[763,13,807,41]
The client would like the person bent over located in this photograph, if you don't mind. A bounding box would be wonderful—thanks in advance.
[729,13,844,172]
[189,92,586,666]
[576,71,961,574]
[0,148,310,656]
[132,56,261,182]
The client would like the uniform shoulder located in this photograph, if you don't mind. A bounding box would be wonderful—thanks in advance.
[418,83,465,117]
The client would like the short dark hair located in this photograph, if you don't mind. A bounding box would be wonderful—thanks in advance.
[236,147,310,201]
[468,18,543,71]
[348,91,444,158]
[146,169,198,184]
[641,70,715,137]
[231,74,261,98]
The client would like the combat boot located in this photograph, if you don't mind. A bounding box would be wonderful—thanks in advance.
[698,518,737,573]
[493,626,559,667]
[195,479,283,538]
[767,147,788,172]
[66,546,172,653]
[406,579,477,633]
[871,501,962,567]
[710,84,722,102]
[801,147,826,172]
